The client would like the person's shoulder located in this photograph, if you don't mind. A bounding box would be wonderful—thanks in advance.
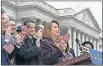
[69,48,74,51]
[32,36,37,41]
[69,48,75,57]
[41,38,53,46]
[68,51,73,55]
[42,39,50,44]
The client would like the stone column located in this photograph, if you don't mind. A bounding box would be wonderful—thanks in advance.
[89,36,93,43]
[98,40,102,52]
[85,34,89,41]
[72,28,77,56]
[88,36,90,42]
[80,32,83,43]
[96,39,99,51]
[92,38,96,50]
[82,33,85,43]
[84,33,86,41]
[76,30,81,56]
[68,27,72,48]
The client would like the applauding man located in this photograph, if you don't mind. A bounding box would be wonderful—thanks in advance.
[15,20,41,65]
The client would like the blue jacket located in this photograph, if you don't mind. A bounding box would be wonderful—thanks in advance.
[1,34,10,65]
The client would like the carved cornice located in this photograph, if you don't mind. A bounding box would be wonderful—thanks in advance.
[2,1,17,8]
[2,1,101,33]
[73,8,101,32]
[72,17,101,33]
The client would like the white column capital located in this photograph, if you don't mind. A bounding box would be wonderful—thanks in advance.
[72,27,77,31]
[76,29,81,33]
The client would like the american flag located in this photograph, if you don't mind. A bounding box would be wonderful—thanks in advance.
[3,43,14,54]
[62,33,70,42]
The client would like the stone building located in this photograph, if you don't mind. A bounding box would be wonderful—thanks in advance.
[2,1,102,56]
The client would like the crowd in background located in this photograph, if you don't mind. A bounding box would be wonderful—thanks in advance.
[1,8,94,65]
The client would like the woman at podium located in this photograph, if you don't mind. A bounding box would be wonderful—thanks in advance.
[40,20,74,65]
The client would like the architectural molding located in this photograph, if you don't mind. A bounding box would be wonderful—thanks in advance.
[73,8,101,32]
[2,1,101,33]
[2,1,17,8]
[72,17,101,33]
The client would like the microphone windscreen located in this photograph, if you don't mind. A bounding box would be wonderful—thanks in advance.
[75,39,79,42]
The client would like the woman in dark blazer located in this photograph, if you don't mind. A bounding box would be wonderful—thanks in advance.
[40,20,66,65]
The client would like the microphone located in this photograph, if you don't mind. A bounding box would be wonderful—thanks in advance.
[75,39,82,51]
[75,39,81,46]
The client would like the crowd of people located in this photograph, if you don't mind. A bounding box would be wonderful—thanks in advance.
[1,8,94,65]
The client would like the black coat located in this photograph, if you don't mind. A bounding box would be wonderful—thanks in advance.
[69,48,75,57]
[14,35,41,65]
[40,38,63,65]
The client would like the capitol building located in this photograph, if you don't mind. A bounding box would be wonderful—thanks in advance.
[2,1,102,56]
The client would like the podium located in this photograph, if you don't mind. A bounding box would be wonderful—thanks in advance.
[56,53,93,65]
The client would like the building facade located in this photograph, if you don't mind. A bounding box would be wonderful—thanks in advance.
[2,1,102,56]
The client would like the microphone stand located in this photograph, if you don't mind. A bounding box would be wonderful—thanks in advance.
[75,39,89,55]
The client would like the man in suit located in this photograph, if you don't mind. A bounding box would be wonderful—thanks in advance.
[15,21,41,65]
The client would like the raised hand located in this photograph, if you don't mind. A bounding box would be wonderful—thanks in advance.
[15,33,23,45]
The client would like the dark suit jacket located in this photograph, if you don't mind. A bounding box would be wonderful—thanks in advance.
[69,48,75,57]
[40,38,63,65]
[15,35,41,65]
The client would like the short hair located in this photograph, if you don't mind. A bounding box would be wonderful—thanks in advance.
[35,25,42,32]
[9,21,16,25]
[43,20,59,39]
[82,41,94,49]
[51,20,59,27]
[39,24,44,29]
[23,21,29,25]
[23,20,35,26]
